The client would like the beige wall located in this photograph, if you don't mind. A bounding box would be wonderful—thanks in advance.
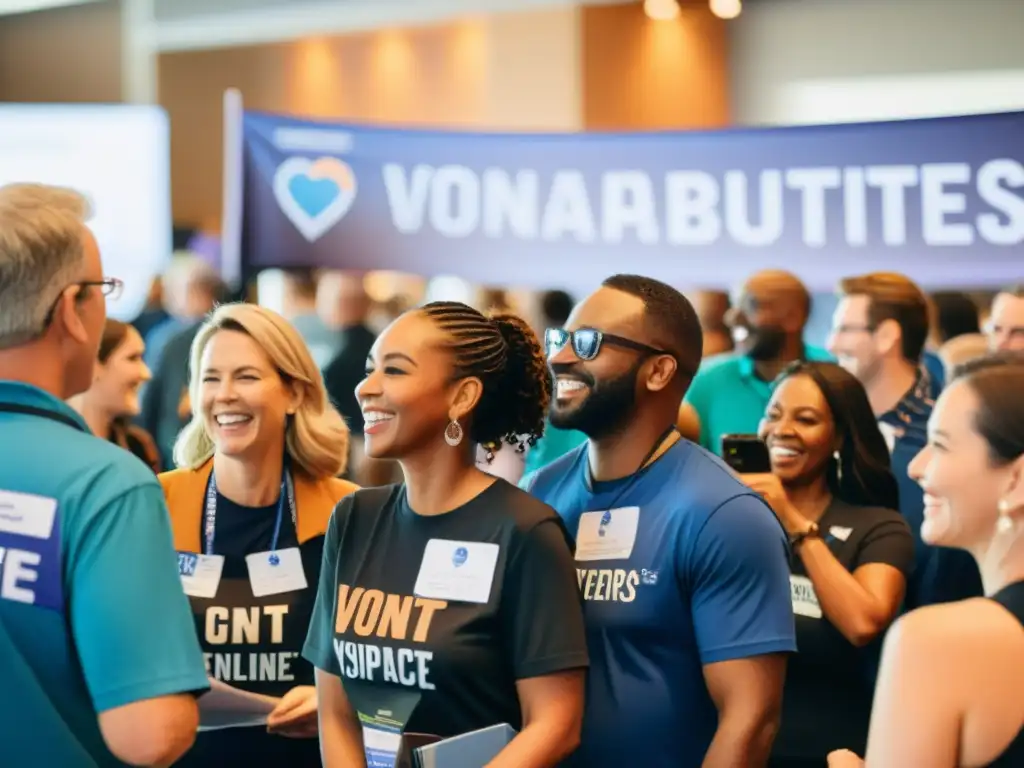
[0,0,122,103]
[153,3,729,228]
[581,1,729,131]
[160,7,589,228]
[730,0,1024,125]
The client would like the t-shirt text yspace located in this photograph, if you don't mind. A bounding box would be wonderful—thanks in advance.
[333,585,448,690]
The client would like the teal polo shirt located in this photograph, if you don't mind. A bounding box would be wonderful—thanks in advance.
[684,346,833,455]
[0,382,209,767]
[523,420,588,476]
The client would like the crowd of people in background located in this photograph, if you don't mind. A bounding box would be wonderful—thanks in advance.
[2,180,1024,768]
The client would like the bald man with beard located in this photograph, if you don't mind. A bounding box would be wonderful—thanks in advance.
[683,270,832,455]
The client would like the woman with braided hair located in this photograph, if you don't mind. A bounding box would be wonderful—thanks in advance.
[303,301,589,768]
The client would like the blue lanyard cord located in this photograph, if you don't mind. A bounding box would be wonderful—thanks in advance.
[203,470,296,558]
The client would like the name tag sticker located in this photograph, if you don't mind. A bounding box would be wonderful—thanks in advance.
[246,547,307,598]
[829,525,853,542]
[790,575,822,619]
[414,539,500,604]
[575,507,640,561]
[178,552,198,576]
[179,552,225,599]
[0,489,62,611]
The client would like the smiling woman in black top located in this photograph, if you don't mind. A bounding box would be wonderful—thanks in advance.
[303,301,589,768]
[739,361,914,767]
[830,353,1024,767]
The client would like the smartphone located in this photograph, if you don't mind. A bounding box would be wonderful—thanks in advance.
[721,434,771,474]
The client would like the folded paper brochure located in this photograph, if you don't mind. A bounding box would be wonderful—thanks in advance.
[403,723,517,768]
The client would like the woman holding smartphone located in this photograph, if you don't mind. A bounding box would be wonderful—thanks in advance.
[739,361,914,767]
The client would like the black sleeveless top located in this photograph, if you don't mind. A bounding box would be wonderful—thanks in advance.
[987,581,1024,767]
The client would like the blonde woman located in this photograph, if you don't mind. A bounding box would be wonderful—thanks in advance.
[160,302,358,767]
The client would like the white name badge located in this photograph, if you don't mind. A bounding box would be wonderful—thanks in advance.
[178,552,225,599]
[790,575,822,619]
[245,547,308,598]
[414,539,500,605]
[575,507,640,562]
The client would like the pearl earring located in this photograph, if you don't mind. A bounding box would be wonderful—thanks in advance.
[997,499,1015,534]
[833,450,842,484]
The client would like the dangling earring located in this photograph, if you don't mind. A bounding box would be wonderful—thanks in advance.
[833,450,843,484]
[444,418,464,447]
[997,499,1016,535]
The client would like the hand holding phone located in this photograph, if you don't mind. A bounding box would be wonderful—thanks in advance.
[720,434,771,474]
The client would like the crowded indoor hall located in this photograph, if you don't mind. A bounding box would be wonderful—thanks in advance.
[1,0,1023,766]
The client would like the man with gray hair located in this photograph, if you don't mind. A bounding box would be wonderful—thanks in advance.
[0,183,209,766]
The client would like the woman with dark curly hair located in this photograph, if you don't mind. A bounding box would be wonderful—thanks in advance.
[739,361,915,767]
[303,301,589,768]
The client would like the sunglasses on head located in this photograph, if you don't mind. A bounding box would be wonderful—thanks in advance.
[545,327,671,361]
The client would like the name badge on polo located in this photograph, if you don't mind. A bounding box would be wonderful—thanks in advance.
[178,551,225,599]
[790,575,822,619]
[414,539,500,604]
[575,507,640,561]
[0,490,62,611]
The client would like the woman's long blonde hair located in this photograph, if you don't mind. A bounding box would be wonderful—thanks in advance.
[173,302,350,480]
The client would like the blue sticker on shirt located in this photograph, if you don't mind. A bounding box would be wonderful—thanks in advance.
[178,552,198,577]
[0,490,63,612]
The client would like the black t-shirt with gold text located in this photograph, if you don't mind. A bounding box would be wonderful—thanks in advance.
[303,480,589,743]
[178,492,322,767]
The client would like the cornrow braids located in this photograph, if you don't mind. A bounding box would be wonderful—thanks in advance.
[421,301,550,460]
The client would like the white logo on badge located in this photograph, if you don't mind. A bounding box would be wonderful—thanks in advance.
[575,507,640,562]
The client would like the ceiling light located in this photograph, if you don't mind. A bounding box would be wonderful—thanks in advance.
[709,0,742,20]
[644,0,680,22]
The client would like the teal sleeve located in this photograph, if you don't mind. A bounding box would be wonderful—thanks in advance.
[518,470,537,493]
[683,371,714,449]
[302,498,344,675]
[69,483,209,713]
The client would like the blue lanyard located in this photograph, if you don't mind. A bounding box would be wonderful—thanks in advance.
[203,469,296,564]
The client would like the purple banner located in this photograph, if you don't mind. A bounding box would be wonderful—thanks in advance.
[238,109,1024,291]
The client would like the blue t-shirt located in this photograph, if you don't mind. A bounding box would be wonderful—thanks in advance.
[0,382,209,767]
[524,439,796,768]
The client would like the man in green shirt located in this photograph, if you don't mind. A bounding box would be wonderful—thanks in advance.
[684,270,831,454]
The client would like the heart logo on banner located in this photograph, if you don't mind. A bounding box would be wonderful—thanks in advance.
[273,156,358,242]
